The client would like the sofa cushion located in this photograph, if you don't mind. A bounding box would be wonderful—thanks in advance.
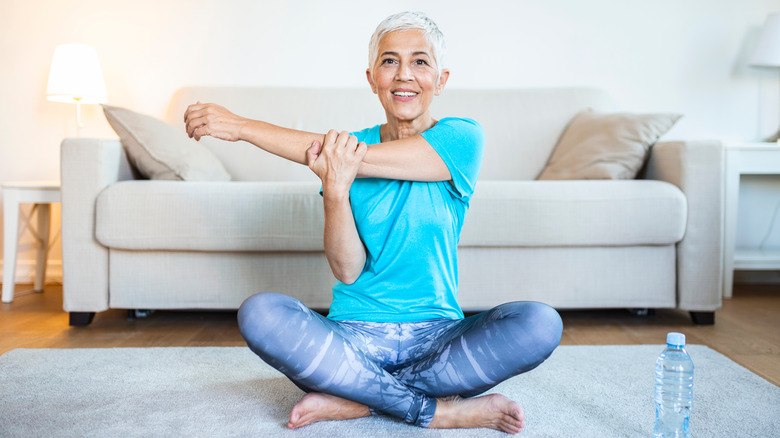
[102,105,231,181]
[96,180,685,252]
[96,181,324,251]
[459,180,687,247]
[537,110,682,180]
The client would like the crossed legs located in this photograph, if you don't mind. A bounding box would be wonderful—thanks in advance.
[237,292,562,433]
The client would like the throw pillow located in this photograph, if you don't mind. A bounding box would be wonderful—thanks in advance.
[102,104,231,181]
[537,109,682,180]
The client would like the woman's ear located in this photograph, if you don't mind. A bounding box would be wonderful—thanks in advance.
[366,69,377,94]
[435,69,450,96]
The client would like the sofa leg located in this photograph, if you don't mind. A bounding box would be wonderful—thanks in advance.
[690,311,715,325]
[69,312,95,327]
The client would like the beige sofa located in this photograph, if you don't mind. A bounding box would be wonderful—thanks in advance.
[60,87,723,326]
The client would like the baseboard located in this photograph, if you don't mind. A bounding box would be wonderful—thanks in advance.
[0,260,63,284]
[733,270,780,285]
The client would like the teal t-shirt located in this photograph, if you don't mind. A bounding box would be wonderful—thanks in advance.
[326,117,485,322]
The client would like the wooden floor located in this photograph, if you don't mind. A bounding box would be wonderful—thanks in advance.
[1,283,778,386]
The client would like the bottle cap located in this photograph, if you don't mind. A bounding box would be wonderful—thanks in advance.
[667,332,686,346]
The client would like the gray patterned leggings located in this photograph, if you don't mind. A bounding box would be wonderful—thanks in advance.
[237,292,562,427]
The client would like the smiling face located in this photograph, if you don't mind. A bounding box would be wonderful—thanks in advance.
[366,30,449,134]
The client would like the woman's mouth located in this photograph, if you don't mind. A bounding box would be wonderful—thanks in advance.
[392,90,418,101]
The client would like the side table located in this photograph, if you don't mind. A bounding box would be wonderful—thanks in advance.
[2,181,61,303]
[723,143,780,298]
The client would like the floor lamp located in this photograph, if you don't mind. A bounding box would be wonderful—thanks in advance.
[46,44,108,137]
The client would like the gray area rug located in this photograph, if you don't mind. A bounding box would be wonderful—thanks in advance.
[1,345,778,437]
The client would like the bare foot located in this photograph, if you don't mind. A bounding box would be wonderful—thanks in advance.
[427,394,525,434]
[287,392,371,430]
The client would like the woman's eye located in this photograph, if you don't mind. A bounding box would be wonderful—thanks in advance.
[382,59,396,64]
[414,59,428,65]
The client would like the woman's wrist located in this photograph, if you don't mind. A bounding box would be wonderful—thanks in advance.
[322,188,350,203]
[235,117,253,142]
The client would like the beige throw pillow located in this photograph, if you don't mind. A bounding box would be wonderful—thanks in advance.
[537,109,682,180]
[102,104,231,181]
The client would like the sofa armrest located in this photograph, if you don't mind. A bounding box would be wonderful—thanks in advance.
[644,140,724,312]
[60,138,135,312]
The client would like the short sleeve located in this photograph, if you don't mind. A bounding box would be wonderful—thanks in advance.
[420,117,485,201]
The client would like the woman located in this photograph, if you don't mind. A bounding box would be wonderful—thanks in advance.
[184,11,562,434]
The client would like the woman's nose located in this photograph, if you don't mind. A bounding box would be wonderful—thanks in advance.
[396,65,414,81]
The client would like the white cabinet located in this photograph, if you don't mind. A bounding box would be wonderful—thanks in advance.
[723,143,780,297]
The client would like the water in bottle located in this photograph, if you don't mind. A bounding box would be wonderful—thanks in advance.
[653,332,694,438]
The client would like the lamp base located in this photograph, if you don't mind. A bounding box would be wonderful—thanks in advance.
[74,98,83,138]
[764,127,780,143]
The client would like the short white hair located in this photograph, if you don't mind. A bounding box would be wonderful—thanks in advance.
[368,11,446,74]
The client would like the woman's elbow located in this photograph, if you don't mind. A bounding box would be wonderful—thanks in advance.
[331,261,364,285]
[334,268,361,285]
[327,251,365,285]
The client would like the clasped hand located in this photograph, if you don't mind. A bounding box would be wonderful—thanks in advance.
[307,130,368,198]
[183,102,246,142]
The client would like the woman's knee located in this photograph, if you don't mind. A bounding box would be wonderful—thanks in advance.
[237,292,304,343]
[527,302,563,350]
[498,301,563,355]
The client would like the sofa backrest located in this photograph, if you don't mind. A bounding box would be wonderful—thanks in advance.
[168,87,615,181]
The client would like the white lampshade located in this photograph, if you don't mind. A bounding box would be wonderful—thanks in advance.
[752,13,780,67]
[46,44,108,103]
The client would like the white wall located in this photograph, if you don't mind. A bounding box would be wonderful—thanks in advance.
[1,0,779,283]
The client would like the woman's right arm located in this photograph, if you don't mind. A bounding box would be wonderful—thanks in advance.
[184,102,324,165]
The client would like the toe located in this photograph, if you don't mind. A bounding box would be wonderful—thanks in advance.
[499,419,521,434]
[500,412,524,434]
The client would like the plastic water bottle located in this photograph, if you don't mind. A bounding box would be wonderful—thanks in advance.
[653,332,694,438]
